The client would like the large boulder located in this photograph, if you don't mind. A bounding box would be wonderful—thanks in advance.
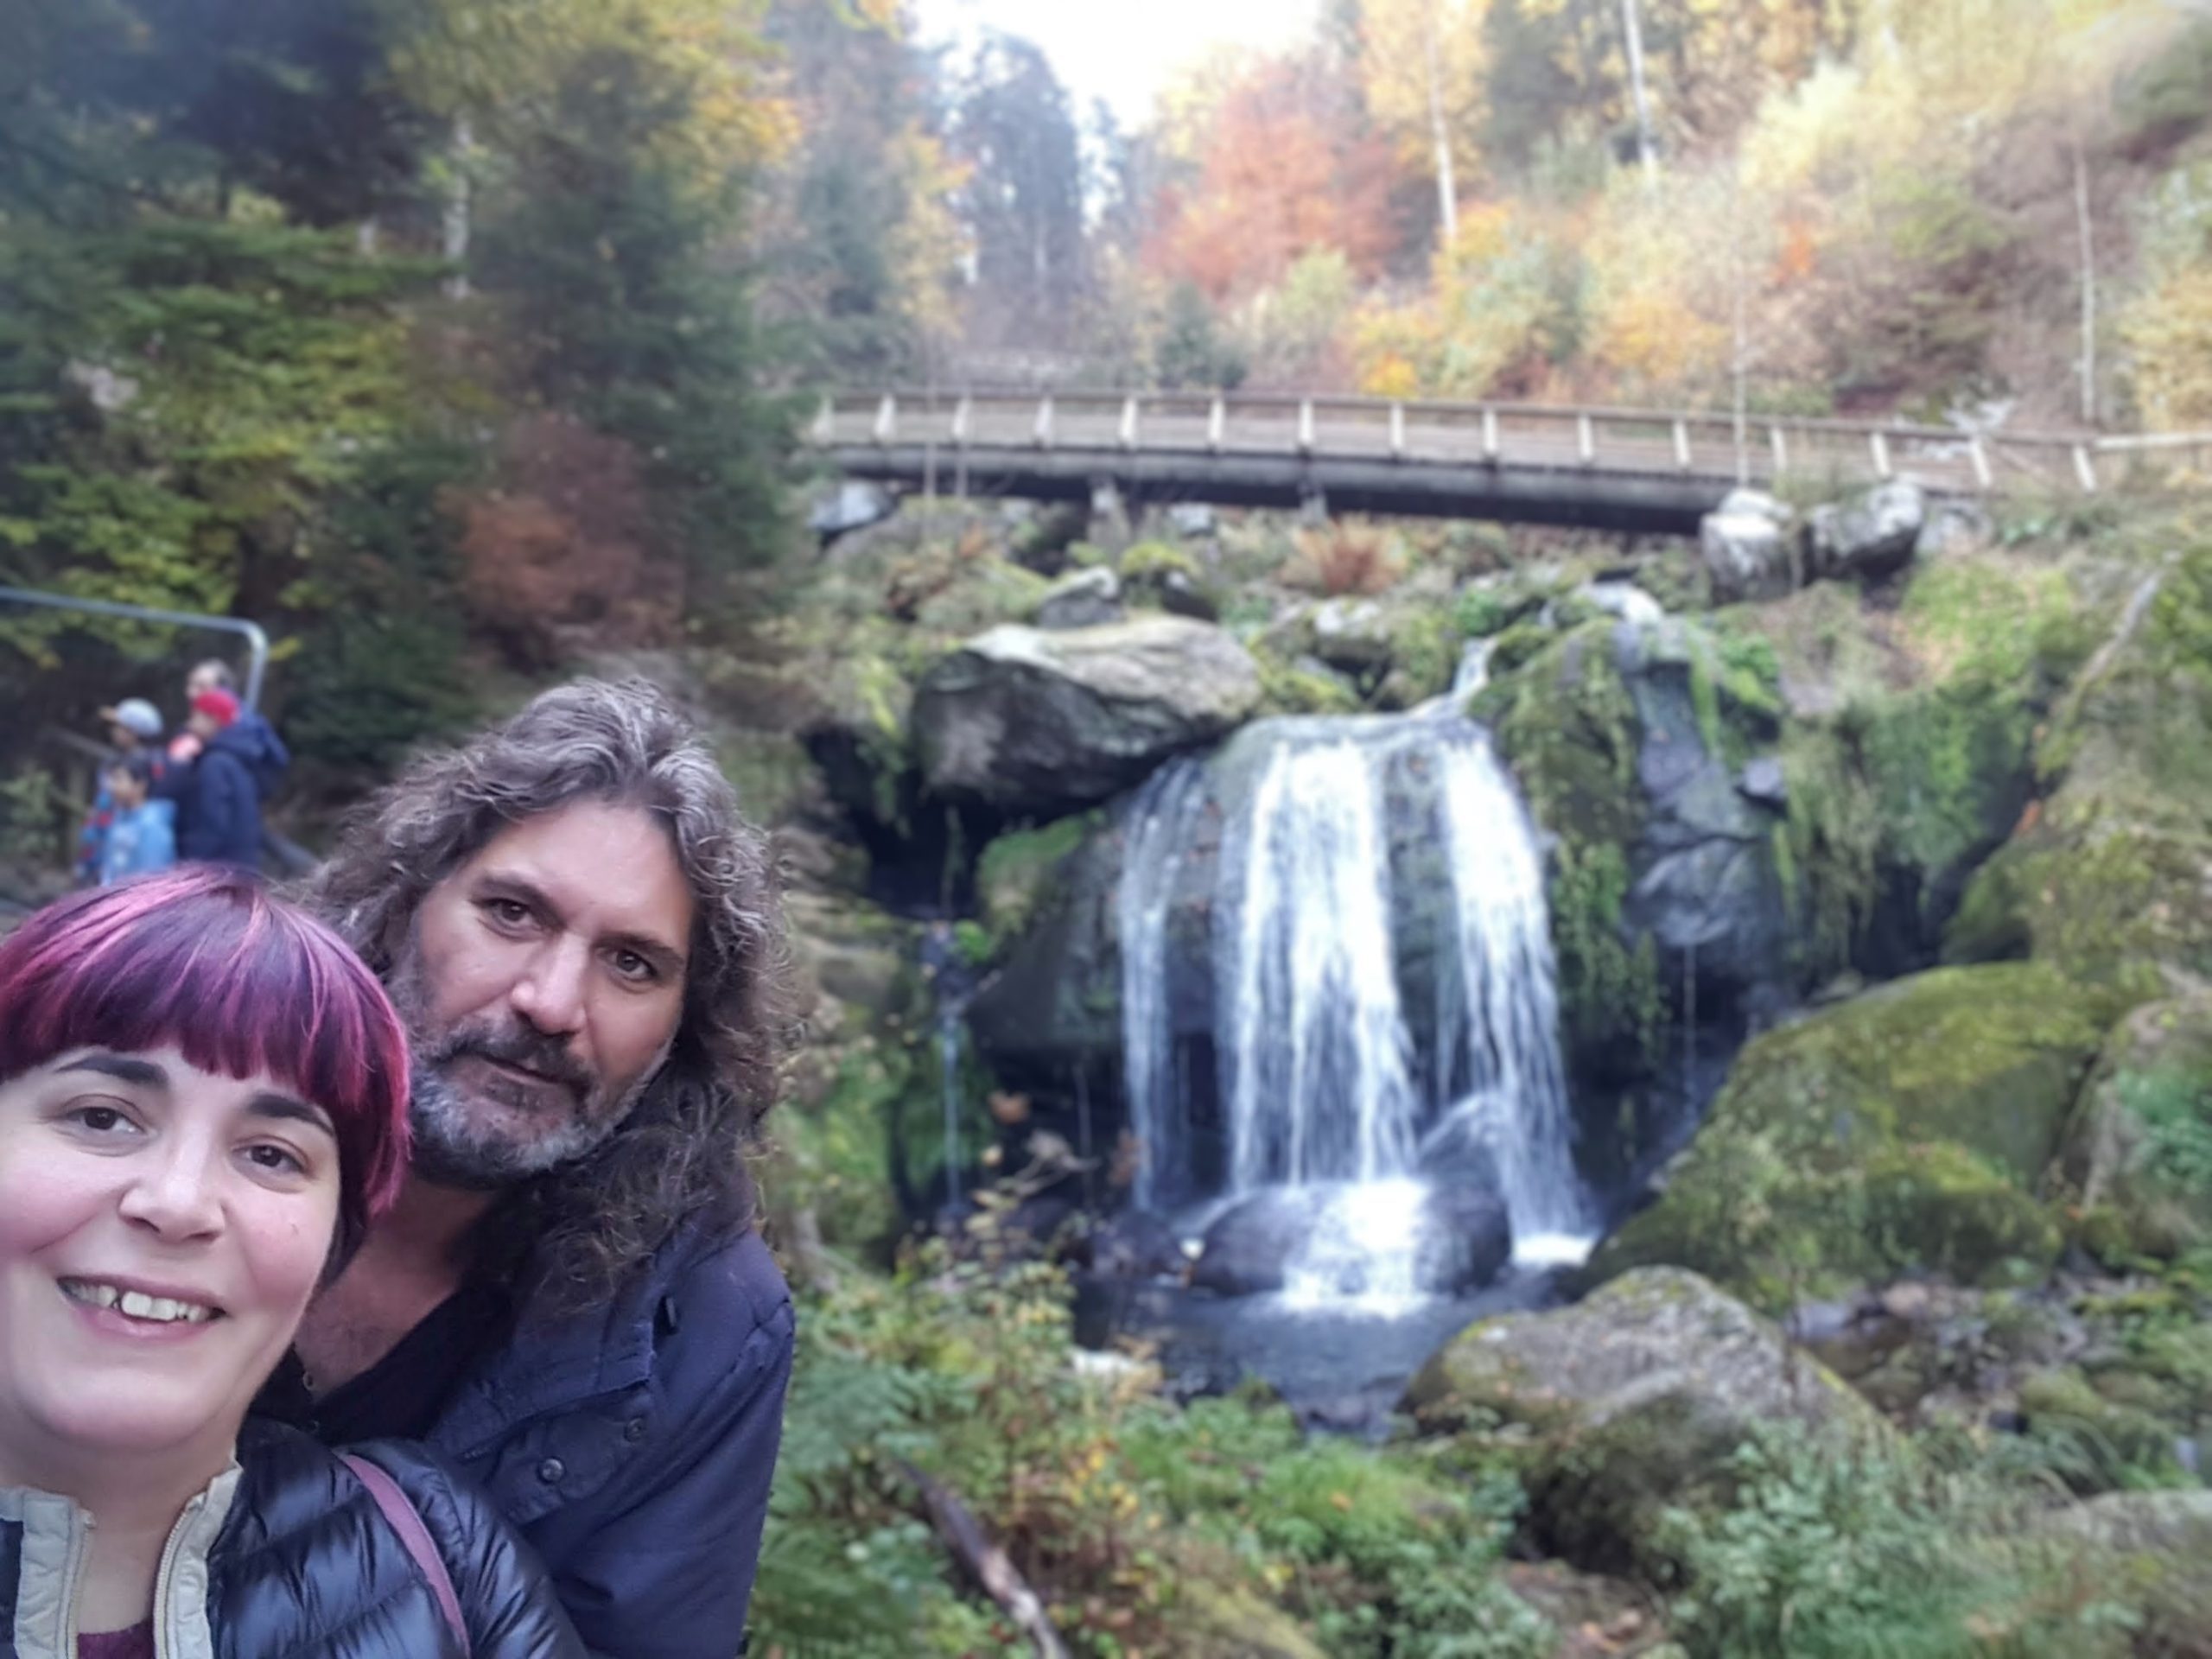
[1591,963,2117,1306]
[2056,993,2212,1262]
[912,618,1261,815]
[1808,479,1926,584]
[1699,488,1796,603]
[1405,1268,1885,1572]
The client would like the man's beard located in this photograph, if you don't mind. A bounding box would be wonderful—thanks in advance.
[386,943,662,1192]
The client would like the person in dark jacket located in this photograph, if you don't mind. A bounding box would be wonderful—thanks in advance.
[283,681,797,1659]
[172,688,289,868]
[0,867,586,1659]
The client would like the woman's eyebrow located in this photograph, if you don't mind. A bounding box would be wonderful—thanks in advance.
[248,1092,338,1135]
[57,1053,168,1090]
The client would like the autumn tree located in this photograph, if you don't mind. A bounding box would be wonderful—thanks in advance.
[1142,54,1395,303]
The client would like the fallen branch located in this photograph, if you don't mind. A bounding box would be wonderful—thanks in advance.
[890,1459,1069,1659]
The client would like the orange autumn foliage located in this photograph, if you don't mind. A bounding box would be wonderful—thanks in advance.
[452,414,681,667]
[1143,58,1395,302]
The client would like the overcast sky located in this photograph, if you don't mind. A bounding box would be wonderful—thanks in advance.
[910,0,1322,127]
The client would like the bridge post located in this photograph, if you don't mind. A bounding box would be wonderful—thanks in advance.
[1481,406,1500,462]
[2073,443,2098,493]
[872,394,897,445]
[1770,424,1789,480]
[1869,429,1891,479]
[1968,435,1992,491]
[1389,401,1407,460]
[1207,396,1225,454]
[1298,398,1317,457]
[1119,396,1140,451]
[1672,418,1691,472]
[1033,396,1055,449]
[950,395,972,447]
[1577,412,1596,467]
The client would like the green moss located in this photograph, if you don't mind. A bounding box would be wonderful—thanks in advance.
[1387,606,1458,701]
[717,730,815,826]
[2019,1367,2193,1493]
[1254,649,1362,715]
[1118,540,1203,583]
[974,813,1097,944]
[1592,964,2114,1306]
[1484,620,1663,1069]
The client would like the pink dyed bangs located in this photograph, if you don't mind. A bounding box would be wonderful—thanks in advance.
[0,868,411,1235]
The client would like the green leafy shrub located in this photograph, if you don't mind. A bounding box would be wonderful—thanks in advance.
[1660,1430,2134,1659]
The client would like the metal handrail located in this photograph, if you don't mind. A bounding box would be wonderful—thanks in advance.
[0,587,270,710]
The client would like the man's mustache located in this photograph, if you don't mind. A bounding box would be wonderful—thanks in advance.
[433,1021,593,1097]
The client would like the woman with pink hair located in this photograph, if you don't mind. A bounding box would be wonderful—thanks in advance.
[0,867,582,1658]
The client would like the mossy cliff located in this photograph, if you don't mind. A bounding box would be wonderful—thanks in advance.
[1591,963,2118,1307]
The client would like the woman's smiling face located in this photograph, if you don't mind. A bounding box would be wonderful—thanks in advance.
[0,1045,340,1472]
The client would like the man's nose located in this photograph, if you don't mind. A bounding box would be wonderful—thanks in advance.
[511,932,590,1037]
[116,1138,225,1243]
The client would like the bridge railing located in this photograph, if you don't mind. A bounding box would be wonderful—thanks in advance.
[810,390,2212,497]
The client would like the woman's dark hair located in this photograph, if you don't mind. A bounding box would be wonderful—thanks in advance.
[0,867,412,1274]
[297,678,794,1310]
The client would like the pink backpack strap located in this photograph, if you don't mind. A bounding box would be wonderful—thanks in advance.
[342,1452,472,1656]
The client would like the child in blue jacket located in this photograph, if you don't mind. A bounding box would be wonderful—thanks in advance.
[98,752,177,883]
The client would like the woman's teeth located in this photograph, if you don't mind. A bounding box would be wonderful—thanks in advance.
[60,1280,216,1324]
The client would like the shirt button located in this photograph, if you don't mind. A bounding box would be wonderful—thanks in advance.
[624,1417,648,1443]
[537,1458,565,1484]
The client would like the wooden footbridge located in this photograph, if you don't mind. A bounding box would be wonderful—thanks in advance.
[808,390,2209,533]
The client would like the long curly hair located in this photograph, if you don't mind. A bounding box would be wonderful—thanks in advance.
[297,678,794,1311]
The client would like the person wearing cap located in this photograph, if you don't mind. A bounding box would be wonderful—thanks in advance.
[72,697,166,887]
[171,686,290,869]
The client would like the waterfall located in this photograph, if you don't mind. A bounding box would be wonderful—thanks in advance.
[1221,737,1419,1189]
[1435,734,1592,1256]
[1117,759,1207,1210]
[1119,700,1594,1301]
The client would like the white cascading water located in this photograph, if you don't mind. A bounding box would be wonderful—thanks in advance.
[1223,738,1421,1191]
[1117,651,1593,1306]
[1117,759,1208,1211]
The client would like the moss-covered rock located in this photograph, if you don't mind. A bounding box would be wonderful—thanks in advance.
[2056,993,2212,1262]
[1404,1268,1885,1574]
[1591,964,2118,1306]
[1947,544,2212,995]
[975,813,1100,945]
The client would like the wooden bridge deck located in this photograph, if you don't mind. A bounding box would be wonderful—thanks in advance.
[810,390,2209,532]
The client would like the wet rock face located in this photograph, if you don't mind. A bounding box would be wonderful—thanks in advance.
[1809,479,1925,585]
[912,617,1262,816]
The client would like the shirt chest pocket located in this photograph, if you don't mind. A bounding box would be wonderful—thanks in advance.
[465,1384,654,1528]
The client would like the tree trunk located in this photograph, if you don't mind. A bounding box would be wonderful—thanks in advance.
[1422,4,1459,244]
[2074,136,2097,428]
[1619,0,1658,183]
[442,115,474,301]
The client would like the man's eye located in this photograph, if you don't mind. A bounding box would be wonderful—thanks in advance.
[484,899,533,927]
[611,950,657,983]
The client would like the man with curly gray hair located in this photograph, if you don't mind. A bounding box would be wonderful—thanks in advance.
[264,679,797,1659]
